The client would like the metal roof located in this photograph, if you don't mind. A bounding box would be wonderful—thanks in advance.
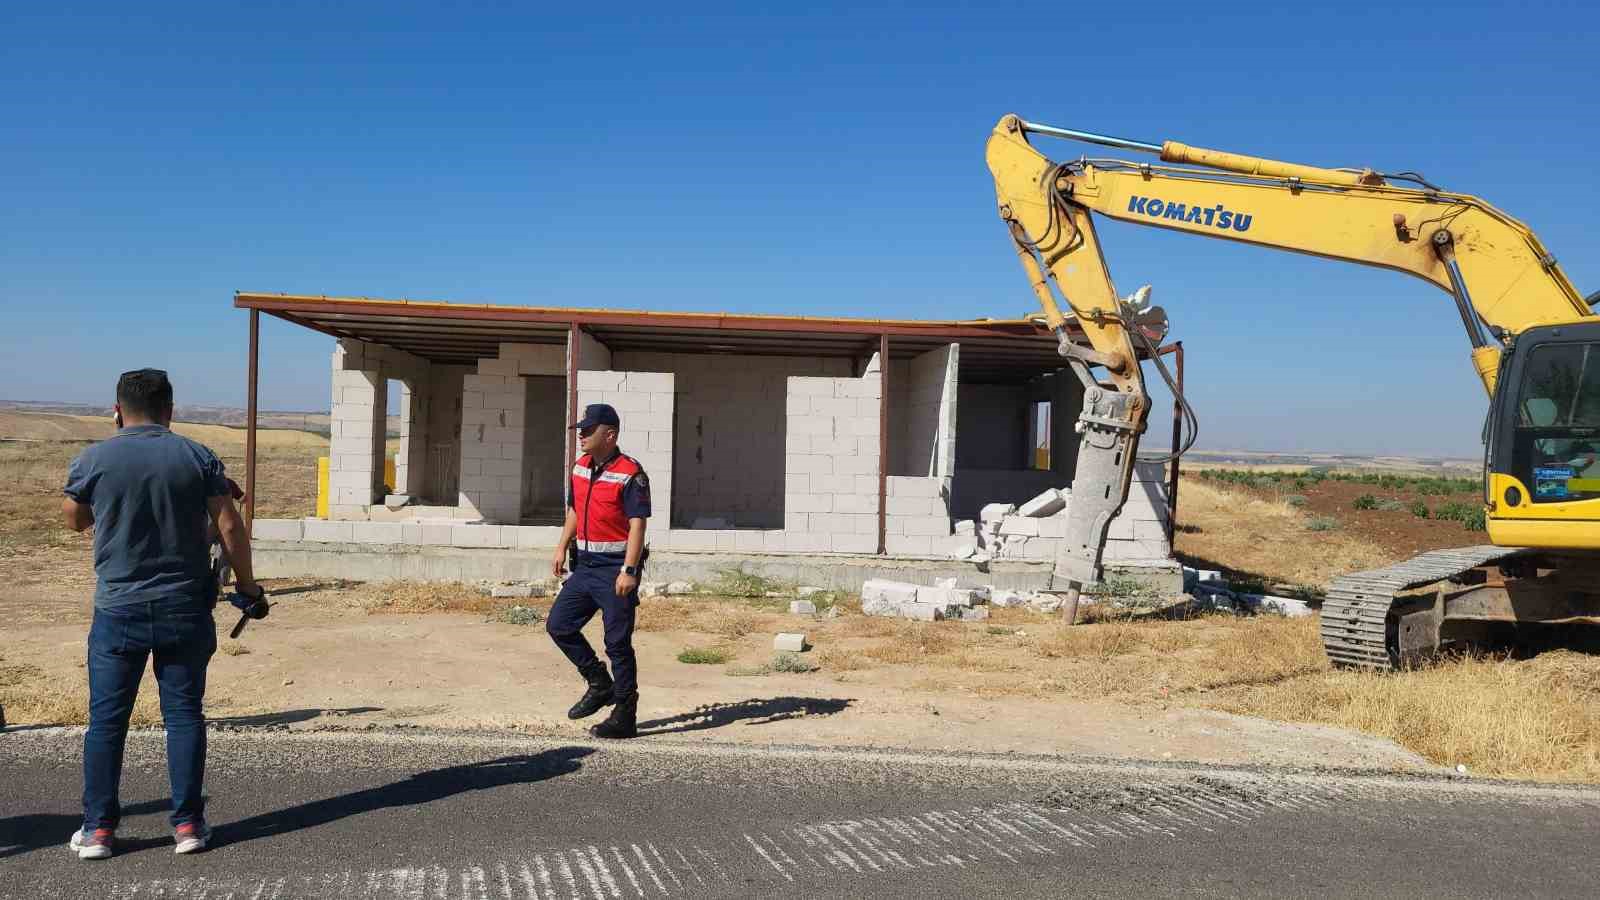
[235,292,1169,383]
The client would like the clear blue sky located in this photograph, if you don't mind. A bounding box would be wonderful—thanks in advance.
[3,1,1595,457]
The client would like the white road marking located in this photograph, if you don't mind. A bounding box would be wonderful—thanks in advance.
[88,780,1369,898]
[672,847,705,887]
[745,834,793,881]
[646,844,682,890]
[630,844,669,894]
[583,846,621,898]
[569,849,606,899]
[554,850,582,899]
[608,846,644,897]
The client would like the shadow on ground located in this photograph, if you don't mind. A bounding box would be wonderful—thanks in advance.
[1175,551,1326,601]
[3,749,595,858]
[638,697,853,736]
[220,747,594,849]
[0,799,173,859]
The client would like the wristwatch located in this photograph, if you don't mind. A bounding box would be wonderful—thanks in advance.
[622,564,640,576]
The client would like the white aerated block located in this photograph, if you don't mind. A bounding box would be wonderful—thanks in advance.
[1018,488,1067,518]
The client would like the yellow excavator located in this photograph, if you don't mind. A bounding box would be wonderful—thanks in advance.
[986,113,1600,669]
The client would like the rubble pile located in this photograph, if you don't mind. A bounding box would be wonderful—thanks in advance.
[947,489,1073,563]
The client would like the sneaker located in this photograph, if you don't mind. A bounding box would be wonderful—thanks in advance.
[69,827,114,860]
[174,820,212,854]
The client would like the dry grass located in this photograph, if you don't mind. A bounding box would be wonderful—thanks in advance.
[346,581,505,615]
[0,433,322,563]
[634,598,698,632]
[0,659,162,728]
[1211,640,1600,782]
[1174,479,1391,589]
[634,596,773,640]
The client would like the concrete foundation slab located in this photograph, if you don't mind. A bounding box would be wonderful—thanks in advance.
[253,541,1183,596]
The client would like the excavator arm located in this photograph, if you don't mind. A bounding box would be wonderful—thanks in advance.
[985,113,1591,620]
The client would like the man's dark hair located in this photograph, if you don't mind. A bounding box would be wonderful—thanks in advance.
[117,368,174,419]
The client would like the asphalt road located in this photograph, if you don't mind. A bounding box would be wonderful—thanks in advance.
[3,726,1598,899]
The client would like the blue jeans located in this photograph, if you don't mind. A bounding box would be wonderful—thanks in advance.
[546,564,638,697]
[83,596,217,830]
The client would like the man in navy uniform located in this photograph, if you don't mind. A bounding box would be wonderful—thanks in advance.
[547,403,651,739]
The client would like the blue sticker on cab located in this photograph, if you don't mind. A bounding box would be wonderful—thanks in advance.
[1535,466,1575,499]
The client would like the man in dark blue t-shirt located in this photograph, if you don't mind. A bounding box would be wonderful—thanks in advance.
[60,369,262,860]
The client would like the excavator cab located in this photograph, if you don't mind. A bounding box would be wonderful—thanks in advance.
[1488,319,1600,548]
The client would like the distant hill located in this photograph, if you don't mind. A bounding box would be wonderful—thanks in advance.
[1177,449,1479,477]
[0,410,328,449]
[0,400,397,437]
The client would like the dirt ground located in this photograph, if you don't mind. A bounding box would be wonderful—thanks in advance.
[6,417,1600,783]
[1,576,1427,773]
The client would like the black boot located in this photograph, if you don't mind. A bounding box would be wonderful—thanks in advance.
[567,663,615,720]
[590,691,637,739]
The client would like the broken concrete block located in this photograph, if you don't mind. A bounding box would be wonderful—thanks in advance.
[384,494,415,510]
[990,589,1028,608]
[790,600,817,616]
[900,602,944,621]
[861,578,919,616]
[1242,594,1315,618]
[953,519,977,536]
[999,517,1040,537]
[918,585,975,608]
[491,583,535,599]
[797,585,828,599]
[1018,488,1067,518]
[1033,594,1064,614]
[640,582,666,598]
[774,633,808,652]
[961,607,991,622]
[980,502,1017,523]
[665,581,695,596]
[971,551,993,565]
[948,540,977,560]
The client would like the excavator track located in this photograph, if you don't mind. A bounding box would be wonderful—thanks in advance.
[1320,545,1532,670]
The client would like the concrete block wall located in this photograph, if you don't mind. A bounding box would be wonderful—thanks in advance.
[783,372,881,554]
[883,475,952,556]
[1004,461,1172,564]
[496,342,566,377]
[328,366,384,519]
[329,339,435,519]
[889,344,958,478]
[576,370,676,529]
[612,351,851,529]
[457,366,528,523]
[1104,461,1174,560]
[395,380,426,496]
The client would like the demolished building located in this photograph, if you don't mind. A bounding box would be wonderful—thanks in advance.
[235,293,1184,587]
